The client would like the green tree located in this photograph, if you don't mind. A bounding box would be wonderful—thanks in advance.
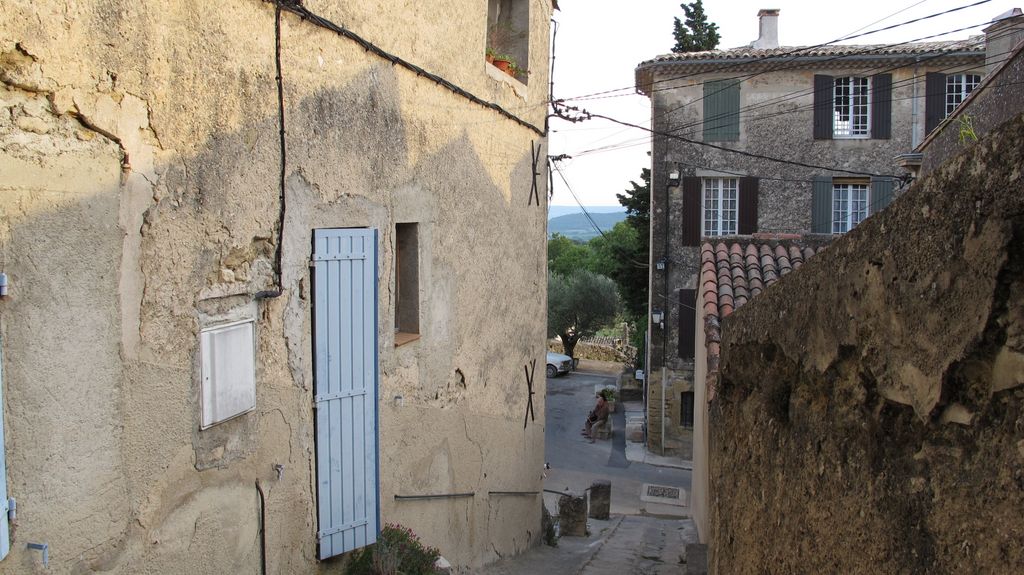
[611,169,650,320]
[548,270,619,359]
[587,221,644,315]
[672,1,720,53]
[547,233,591,277]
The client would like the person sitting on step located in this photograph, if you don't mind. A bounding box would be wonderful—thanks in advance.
[582,393,609,442]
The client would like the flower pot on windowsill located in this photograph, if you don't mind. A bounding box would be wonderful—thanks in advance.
[493,58,513,75]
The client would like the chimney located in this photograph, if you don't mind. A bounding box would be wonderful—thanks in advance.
[983,8,1024,74]
[753,9,780,49]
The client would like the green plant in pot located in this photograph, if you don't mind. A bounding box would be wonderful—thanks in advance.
[490,53,515,75]
[508,62,529,81]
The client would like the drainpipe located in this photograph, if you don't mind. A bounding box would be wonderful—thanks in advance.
[911,57,921,148]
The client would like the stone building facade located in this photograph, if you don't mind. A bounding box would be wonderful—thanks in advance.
[634,9,985,457]
[0,0,552,572]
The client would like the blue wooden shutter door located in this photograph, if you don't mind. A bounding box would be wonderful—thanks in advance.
[313,228,379,559]
[0,339,9,560]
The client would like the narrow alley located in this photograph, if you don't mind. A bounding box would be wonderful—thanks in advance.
[480,360,702,574]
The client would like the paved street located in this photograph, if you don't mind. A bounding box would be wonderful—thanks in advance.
[543,366,691,515]
[479,362,700,574]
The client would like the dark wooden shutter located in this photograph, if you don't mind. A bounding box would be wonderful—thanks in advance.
[703,80,740,141]
[811,176,833,234]
[813,74,834,140]
[678,289,696,360]
[738,177,758,234]
[871,73,892,139]
[870,177,895,215]
[925,72,947,134]
[681,176,702,246]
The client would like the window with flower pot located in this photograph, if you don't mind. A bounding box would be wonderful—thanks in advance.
[486,0,529,84]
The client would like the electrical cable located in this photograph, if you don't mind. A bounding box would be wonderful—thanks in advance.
[554,102,898,177]
[270,0,545,136]
[557,0,992,104]
[558,43,1018,163]
[549,160,649,269]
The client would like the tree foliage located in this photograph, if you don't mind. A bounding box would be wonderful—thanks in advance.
[672,0,721,53]
[548,270,619,359]
[547,233,590,277]
[612,168,650,320]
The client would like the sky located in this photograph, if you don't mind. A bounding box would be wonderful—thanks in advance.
[548,0,1020,207]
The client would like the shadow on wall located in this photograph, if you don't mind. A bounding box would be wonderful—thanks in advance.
[2,58,543,571]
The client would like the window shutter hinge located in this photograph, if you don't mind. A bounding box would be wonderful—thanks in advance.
[6,497,14,521]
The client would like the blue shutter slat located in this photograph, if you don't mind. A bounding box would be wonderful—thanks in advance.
[314,228,379,560]
[0,338,9,560]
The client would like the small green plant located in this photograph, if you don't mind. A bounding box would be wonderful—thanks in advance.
[958,114,978,145]
[509,62,529,78]
[348,524,442,575]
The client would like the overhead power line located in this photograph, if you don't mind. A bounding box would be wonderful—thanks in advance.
[556,0,992,104]
[552,102,896,178]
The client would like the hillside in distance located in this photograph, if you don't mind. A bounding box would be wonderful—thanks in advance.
[548,209,626,241]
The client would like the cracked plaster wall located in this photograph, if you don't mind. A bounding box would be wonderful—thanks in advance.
[707,111,1024,573]
[1,0,550,572]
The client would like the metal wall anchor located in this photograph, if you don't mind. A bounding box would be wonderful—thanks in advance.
[27,542,49,567]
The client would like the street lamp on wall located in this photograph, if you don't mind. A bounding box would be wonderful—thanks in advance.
[668,170,680,183]
[651,309,664,326]
[655,256,667,271]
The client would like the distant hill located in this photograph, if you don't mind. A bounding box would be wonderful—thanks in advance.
[548,205,624,220]
[548,211,627,241]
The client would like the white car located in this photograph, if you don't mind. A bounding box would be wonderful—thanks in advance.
[546,352,573,378]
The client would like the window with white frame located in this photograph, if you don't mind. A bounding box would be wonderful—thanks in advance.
[945,73,981,116]
[833,77,870,137]
[831,182,869,234]
[702,178,738,236]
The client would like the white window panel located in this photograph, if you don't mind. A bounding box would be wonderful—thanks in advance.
[832,183,869,234]
[200,319,256,429]
[945,74,981,116]
[703,178,738,236]
[833,77,870,138]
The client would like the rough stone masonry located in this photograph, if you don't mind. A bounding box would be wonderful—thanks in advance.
[709,111,1024,573]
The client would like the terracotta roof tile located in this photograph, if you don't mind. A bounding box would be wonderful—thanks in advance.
[698,236,831,330]
[695,235,834,398]
[639,38,983,66]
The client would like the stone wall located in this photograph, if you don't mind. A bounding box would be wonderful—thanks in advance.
[0,0,550,572]
[708,111,1024,573]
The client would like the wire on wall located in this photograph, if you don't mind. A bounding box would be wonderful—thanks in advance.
[268,0,545,136]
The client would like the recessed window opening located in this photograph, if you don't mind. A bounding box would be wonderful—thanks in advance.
[702,178,738,236]
[833,77,870,137]
[681,391,695,428]
[832,181,869,234]
[395,223,419,345]
[486,0,530,83]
